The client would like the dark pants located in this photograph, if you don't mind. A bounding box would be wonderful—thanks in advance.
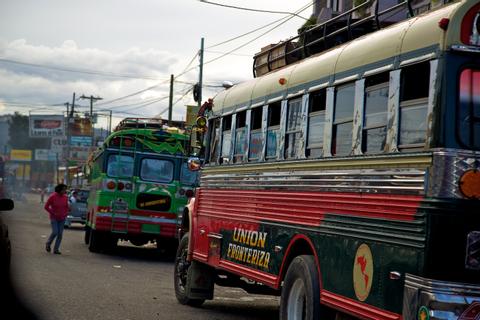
[46,220,65,252]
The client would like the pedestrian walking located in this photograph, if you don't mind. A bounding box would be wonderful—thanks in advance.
[40,187,46,204]
[44,184,69,254]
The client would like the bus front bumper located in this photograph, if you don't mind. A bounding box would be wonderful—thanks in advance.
[403,274,480,320]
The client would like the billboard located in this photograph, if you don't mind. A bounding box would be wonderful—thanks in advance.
[10,149,32,161]
[186,105,200,127]
[70,136,92,146]
[29,115,65,137]
[69,146,93,163]
[35,149,57,161]
[51,136,67,153]
[69,118,92,136]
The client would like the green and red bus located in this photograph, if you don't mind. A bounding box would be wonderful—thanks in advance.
[85,118,198,253]
[175,0,480,319]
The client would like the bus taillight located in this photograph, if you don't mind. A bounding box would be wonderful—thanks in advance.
[461,4,480,45]
[106,180,116,190]
[459,169,480,199]
[97,206,111,213]
[117,182,125,191]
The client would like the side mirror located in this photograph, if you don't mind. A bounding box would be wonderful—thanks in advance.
[187,157,201,172]
[0,199,14,211]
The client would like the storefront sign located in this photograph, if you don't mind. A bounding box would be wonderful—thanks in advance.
[29,115,64,137]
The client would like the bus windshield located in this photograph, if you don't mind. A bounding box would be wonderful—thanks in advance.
[107,154,134,178]
[140,158,174,183]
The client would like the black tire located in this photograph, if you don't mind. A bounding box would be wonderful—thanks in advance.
[84,226,91,245]
[174,234,205,307]
[279,255,330,320]
[88,229,102,253]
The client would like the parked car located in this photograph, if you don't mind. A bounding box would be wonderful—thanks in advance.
[65,189,89,228]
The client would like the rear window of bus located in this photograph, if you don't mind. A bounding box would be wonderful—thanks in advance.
[140,158,174,183]
[107,154,134,178]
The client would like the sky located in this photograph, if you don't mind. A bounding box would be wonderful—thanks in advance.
[0,0,311,128]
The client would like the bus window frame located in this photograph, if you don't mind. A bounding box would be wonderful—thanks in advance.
[220,114,233,164]
[248,106,264,162]
[206,117,221,165]
[397,60,432,151]
[139,157,175,184]
[307,89,327,158]
[106,153,135,179]
[233,110,248,163]
[284,97,305,160]
[265,101,283,161]
[331,82,356,156]
[362,80,390,154]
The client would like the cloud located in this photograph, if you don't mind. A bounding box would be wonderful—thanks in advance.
[0,39,176,81]
[0,39,195,122]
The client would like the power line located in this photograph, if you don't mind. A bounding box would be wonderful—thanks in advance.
[202,5,304,66]
[205,1,312,50]
[97,52,200,107]
[0,57,169,81]
[204,50,251,57]
[198,0,309,20]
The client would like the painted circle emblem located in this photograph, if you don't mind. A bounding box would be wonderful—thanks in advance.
[418,306,430,320]
[353,243,374,301]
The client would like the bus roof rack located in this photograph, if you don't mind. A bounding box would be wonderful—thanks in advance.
[253,0,445,77]
[114,118,186,132]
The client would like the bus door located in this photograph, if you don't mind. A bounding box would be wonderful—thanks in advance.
[106,153,135,234]
[132,155,178,237]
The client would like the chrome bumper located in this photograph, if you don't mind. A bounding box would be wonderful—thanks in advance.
[403,274,480,320]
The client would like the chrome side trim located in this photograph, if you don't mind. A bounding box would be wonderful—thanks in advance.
[201,168,426,194]
[451,44,480,53]
[427,148,480,199]
[403,273,480,320]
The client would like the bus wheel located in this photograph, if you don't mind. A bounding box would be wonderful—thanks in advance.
[88,229,102,253]
[280,255,322,320]
[174,234,204,307]
[84,226,91,245]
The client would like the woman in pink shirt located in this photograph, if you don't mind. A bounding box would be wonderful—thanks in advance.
[44,184,69,254]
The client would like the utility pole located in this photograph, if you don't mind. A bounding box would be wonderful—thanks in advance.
[108,110,112,134]
[198,37,204,109]
[79,95,103,147]
[168,74,174,124]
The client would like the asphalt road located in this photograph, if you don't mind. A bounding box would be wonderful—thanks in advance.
[4,193,279,320]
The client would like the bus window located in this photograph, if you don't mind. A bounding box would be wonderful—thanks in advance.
[140,158,174,183]
[208,118,220,164]
[332,83,355,156]
[221,115,232,164]
[107,154,134,178]
[234,111,247,163]
[307,89,326,158]
[249,107,263,161]
[285,97,303,159]
[399,62,430,150]
[180,162,198,186]
[266,101,281,160]
[362,73,389,154]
